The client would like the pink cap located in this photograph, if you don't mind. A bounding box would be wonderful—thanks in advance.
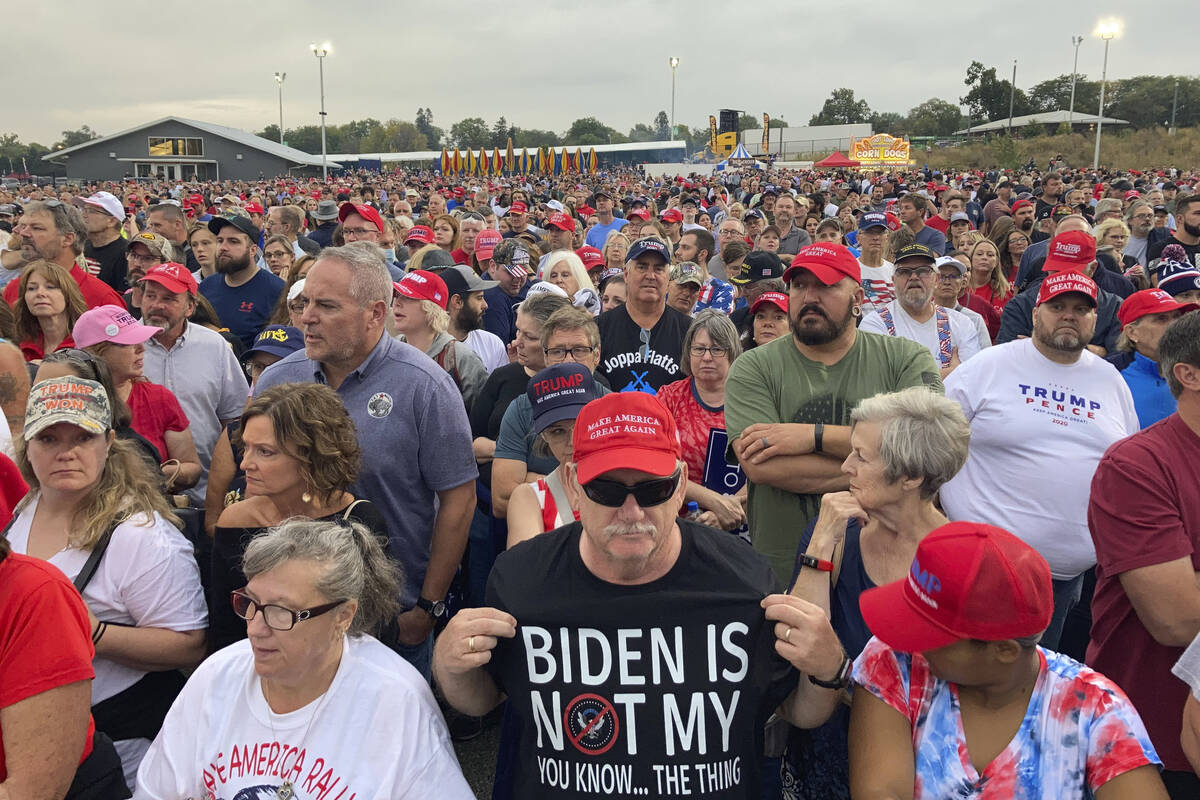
[73,304,160,347]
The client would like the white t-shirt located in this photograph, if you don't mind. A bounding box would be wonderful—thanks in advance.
[940,340,1139,578]
[133,636,474,800]
[1172,632,1200,700]
[465,328,509,374]
[952,303,992,350]
[859,300,982,365]
[858,260,895,315]
[8,498,208,787]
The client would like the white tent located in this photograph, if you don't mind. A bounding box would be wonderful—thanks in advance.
[717,142,764,170]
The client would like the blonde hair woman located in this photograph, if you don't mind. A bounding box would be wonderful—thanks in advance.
[542,251,599,313]
[967,238,1012,316]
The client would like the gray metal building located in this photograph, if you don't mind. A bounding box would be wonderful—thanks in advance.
[47,116,335,181]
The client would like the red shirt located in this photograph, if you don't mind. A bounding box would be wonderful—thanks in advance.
[18,332,75,362]
[4,263,125,310]
[450,248,470,266]
[958,290,1001,342]
[972,283,1014,319]
[925,215,952,235]
[0,552,95,780]
[126,380,191,462]
[657,377,728,483]
[1087,413,1200,771]
[0,455,28,528]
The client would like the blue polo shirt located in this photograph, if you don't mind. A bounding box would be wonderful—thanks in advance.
[1119,351,1177,429]
[254,333,478,608]
[482,283,528,345]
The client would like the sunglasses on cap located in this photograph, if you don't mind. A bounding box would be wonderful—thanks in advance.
[582,469,681,508]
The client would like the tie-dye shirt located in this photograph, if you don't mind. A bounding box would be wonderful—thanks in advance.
[853,637,1160,799]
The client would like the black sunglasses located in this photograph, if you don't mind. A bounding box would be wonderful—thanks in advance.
[582,469,681,508]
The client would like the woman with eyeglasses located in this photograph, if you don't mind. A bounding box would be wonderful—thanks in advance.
[136,518,474,800]
[602,230,630,271]
[506,363,600,546]
[261,234,294,279]
[209,383,387,653]
[6,377,207,791]
[15,260,88,363]
[73,306,202,490]
[656,311,748,533]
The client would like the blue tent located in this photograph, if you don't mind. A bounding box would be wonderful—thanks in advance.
[717,142,763,171]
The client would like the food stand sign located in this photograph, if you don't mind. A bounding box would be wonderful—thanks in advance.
[850,134,913,167]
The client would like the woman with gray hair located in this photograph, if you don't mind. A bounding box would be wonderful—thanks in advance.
[657,310,748,532]
[780,386,970,799]
[135,518,474,800]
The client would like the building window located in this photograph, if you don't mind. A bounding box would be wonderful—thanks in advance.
[148,137,204,157]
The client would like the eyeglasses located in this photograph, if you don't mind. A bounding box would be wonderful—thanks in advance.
[582,469,681,508]
[230,589,345,632]
[264,250,290,260]
[893,267,935,279]
[936,273,964,283]
[639,328,651,362]
[544,345,596,361]
[127,251,162,264]
[689,345,728,358]
[342,227,379,238]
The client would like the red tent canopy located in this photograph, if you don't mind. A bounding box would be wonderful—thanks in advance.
[814,151,861,168]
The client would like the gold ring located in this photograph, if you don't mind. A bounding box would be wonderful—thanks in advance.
[784,627,792,643]
[467,636,476,653]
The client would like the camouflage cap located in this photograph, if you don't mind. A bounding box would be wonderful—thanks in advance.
[492,238,531,278]
[24,377,111,442]
[126,230,175,261]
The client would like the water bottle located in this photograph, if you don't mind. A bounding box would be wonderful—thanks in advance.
[684,501,703,521]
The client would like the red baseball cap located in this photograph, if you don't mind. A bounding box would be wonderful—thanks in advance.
[750,291,789,315]
[1124,190,1141,201]
[453,186,466,197]
[659,208,683,224]
[545,212,574,232]
[782,243,862,286]
[140,262,197,296]
[1036,271,1098,307]
[475,229,502,261]
[1010,198,1034,214]
[1117,288,1200,327]
[405,225,434,245]
[393,270,448,309]
[508,201,528,215]
[1041,230,1096,272]
[183,193,205,208]
[576,246,605,270]
[859,521,1053,653]
[627,208,651,221]
[244,202,265,215]
[338,202,384,233]
[572,393,681,485]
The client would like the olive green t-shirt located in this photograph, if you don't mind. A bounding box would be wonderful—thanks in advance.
[725,331,943,585]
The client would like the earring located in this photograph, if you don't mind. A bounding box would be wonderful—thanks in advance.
[301,491,313,504]
[852,305,862,318]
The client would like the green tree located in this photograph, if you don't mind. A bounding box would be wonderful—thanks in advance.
[513,128,560,148]
[563,117,621,145]
[906,98,963,137]
[654,111,670,140]
[628,124,657,143]
[257,124,281,143]
[991,133,1020,169]
[1023,120,1044,138]
[1028,74,1100,116]
[1106,75,1200,129]
[767,117,788,129]
[491,117,509,147]
[809,89,872,125]
[738,113,760,130]
[415,107,443,150]
[449,117,491,149]
[961,61,1033,123]
[360,119,427,153]
[870,111,907,135]
[56,125,99,149]
[281,125,324,154]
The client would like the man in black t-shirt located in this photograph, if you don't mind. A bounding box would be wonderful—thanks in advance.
[1148,193,1200,268]
[74,191,129,291]
[595,238,691,394]
[434,392,846,799]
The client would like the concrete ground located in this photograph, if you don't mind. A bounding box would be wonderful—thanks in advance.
[450,712,501,799]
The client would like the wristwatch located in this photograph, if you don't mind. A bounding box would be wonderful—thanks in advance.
[415,597,447,619]
[808,653,853,690]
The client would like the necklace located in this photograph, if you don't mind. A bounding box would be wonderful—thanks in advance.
[261,654,340,800]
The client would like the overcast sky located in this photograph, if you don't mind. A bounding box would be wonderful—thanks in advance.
[7,2,1183,146]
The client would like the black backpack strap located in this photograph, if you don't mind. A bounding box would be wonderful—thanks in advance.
[74,523,119,594]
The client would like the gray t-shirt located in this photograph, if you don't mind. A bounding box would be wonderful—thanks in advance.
[494,383,613,476]
[254,333,477,608]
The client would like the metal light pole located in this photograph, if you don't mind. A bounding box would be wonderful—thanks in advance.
[1007,59,1017,133]
[310,42,331,180]
[669,57,679,139]
[1170,80,1179,135]
[1068,36,1083,131]
[1092,20,1121,170]
[273,72,286,144]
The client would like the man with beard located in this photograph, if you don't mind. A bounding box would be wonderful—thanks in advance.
[74,190,129,291]
[2,200,124,309]
[140,262,248,507]
[439,264,507,373]
[199,216,285,348]
[1149,193,1200,267]
[860,243,982,378]
[772,193,813,256]
[940,270,1138,651]
[724,243,942,584]
[1010,198,1037,238]
[1035,171,1065,218]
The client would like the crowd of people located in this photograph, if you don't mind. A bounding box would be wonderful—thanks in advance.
[1,157,1200,800]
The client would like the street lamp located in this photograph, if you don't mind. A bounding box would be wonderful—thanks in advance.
[273,72,286,145]
[1007,59,1017,134]
[310,42,331,180]
[1092,19,1121,170]
[669,57,679,139]
[1068,36,1083,131]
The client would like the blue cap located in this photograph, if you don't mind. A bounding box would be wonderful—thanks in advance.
[1157,260,1200,297]
[626,238,671,265]
[244,325,304,361]
[858,211,888,231]
[528,364,598,435]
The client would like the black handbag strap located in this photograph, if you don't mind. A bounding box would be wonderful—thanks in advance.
[74,524,118,594]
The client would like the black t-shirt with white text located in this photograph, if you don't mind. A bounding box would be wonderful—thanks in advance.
[595,304,691,395]
[485,520,796,799]
[85,237,129,292]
